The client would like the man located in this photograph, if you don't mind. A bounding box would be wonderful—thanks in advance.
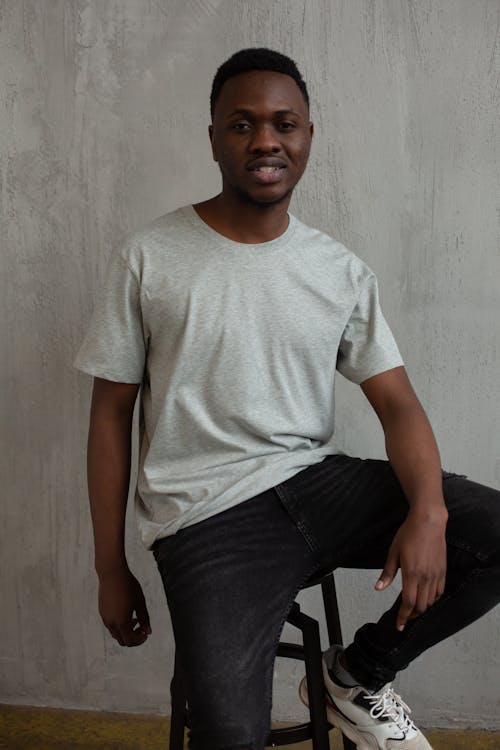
[75,48,500,750]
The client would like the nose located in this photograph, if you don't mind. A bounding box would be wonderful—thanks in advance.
[248,124,281,153]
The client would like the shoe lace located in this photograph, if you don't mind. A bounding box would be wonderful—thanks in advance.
[366,685,417,732]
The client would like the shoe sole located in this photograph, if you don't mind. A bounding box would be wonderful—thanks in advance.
[299,676,381,750]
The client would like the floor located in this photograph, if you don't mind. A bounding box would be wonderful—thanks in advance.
[1,704,499,749]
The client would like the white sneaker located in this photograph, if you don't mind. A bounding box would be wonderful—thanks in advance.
[299,657,433,750]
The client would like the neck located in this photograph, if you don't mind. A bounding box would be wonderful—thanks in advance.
[193,192,292,244]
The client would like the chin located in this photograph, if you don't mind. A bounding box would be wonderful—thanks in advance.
[238,187,293,206]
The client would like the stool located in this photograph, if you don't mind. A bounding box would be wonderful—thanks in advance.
[168,570,356,750]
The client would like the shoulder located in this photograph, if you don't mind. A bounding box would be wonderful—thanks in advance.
[291,214,375,288]
[112,205,195,278]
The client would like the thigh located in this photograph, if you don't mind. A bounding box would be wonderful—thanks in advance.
[276,454,408,569]
[153,489,318,750]
[276,454,500,571]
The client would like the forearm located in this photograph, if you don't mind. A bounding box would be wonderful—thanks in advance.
[383,401,447,520]
[85,379,149,646]
[87,379,139,576]
[362,368,448,625]
[361,367,447,520]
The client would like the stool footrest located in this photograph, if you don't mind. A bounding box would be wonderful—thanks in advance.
[275,642,305,660]
[267,721,333,746]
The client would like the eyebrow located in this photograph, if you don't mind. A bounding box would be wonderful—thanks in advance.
[225,108,300,119]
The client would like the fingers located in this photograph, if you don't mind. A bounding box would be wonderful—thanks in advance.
[108,621,149,647]
[436,565,446,600]
[375,555,398,591]
[397,576,431,631]
[98,573,152,647]
[397,573,418,631]
[397,568,447,631]
[106,613,151,647]
[136,597,152,637]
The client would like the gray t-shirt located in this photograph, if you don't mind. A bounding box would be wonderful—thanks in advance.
[75,205,403,548]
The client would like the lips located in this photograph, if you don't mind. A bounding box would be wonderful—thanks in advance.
[252,165,284,173]
[247,158,287,171]
[247,159,287,184]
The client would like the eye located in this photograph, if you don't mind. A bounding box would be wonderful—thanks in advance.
[277,121,297,131]
[231,122,251,131]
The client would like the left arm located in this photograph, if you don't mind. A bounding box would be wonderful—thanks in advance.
[361,365,448,631]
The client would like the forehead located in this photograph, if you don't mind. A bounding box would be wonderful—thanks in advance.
[214,70,308,118]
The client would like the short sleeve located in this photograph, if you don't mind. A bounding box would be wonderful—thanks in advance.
[336,273,403,384]
[74,250,146,383]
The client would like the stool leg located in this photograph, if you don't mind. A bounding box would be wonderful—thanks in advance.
[321,574,343,646]
[301,611,331,750]
[169,652,187,750]
[321,574,357,750]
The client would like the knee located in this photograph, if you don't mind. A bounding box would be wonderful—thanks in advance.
[445,475,500,564]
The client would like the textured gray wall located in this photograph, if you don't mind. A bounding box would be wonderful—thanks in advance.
[1,0,499,730]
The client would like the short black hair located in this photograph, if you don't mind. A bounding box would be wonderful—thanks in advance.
[210,47,309,117]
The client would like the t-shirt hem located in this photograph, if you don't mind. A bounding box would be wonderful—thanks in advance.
[74,360,142,384]
[346,357,405,385]
[137,444,342,548]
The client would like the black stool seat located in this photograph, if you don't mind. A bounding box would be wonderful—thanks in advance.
[168,570,356,750]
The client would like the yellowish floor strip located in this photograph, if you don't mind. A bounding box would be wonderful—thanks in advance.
[1,704,499,749]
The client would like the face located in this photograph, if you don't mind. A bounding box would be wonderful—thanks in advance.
[210,70,313,206]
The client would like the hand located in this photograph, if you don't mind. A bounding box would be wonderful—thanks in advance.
[375,508,448,631]
[98,566,152,647]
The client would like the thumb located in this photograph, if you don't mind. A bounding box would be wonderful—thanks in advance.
[375,554,398,591]
[135,598,152,635]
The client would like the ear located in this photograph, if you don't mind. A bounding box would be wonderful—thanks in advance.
[208,124,218,162]
[309,121,314,139]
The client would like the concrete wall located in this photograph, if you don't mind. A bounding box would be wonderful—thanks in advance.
[1,0,499,729]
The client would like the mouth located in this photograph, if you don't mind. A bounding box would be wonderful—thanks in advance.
[250,165,285,172]
[248,164,287,184]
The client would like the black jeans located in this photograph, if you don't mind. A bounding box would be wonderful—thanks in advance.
[153,454,500,750]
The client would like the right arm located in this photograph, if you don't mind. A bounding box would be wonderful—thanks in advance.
[87,376,151,646]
